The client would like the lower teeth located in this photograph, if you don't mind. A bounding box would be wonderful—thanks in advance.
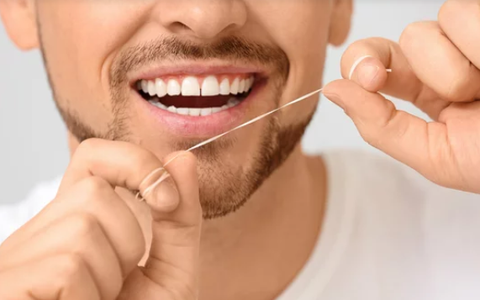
[149,97,241,116]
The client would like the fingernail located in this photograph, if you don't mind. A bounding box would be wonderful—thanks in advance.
[359,64,380,88]
[152,173,180,212]
[324,92,344,109]
[349,55,373,80]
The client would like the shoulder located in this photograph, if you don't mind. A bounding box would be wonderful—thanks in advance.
[0,178,60,243]
[322,149,480,229]
[321,149,480,299]
[323,148,480,202]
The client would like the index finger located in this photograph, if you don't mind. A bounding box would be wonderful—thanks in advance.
[341,37,426,103]
[341,37,457,120]
[59,138,164,195]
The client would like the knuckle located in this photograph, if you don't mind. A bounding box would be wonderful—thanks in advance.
[73,139,95,160]
[360,131,378,147]
[72,177,116,209]
[444,73,472,102]
[68,213,101,238]
[52,254,101,300]
[56,253,86,280]
[76,138,101,154]
[399,22,423,48]
[79,176,111,195]
[344,38,370,54]
[132,150,157,170]
[438,0,460,26]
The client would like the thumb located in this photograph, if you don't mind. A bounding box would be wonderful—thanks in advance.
[347,55,389,93]
[141,151,202,295]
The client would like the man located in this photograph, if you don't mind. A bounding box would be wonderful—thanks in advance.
[1,0,480,299]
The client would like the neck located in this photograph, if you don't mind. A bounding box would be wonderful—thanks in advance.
[199,145,327,300]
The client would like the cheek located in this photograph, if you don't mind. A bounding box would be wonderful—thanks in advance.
[260,1,331,77]
[250,1,330,118]
[36,1,150,123]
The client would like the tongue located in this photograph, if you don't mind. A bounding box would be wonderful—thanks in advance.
[159,95,232,108]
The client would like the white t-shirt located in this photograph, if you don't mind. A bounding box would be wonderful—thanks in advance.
[1,150,480,300]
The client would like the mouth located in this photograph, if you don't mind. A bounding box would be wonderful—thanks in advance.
[131,68,267,137]
[136,74,255,116]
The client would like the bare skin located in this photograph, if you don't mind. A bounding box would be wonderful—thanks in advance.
[324,0,480,194]
[0,140,203,300]
[1,0,480,299]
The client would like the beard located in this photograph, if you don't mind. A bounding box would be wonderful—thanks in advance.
[41,35,314,219]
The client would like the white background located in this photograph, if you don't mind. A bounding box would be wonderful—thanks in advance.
[0,1,443,204]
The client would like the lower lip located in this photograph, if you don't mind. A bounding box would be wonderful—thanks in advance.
[133,82,266,138]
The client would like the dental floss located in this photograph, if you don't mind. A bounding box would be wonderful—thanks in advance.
[164,88,324,167]
[139,64,393,201]
[142,171,171,199]
[349,55,392,80]
[137,88,323,202]
[135,167,165,201]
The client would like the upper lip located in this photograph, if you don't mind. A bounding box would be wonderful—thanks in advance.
[128,61,268,86]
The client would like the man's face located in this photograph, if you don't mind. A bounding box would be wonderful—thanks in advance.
[1,0,350,218]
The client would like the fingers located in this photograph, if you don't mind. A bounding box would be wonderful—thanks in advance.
[144,151,202,294]
[157,151,201,224]
[60,139,165,194]
[323,79,447,176]
[341,21,480,118]
[341,37,424,98]
[0,214,123,300]
[342,37,451,119]
[0,255,100,300]
[439,0,480,69]
[1,176,145,278]
[399,20,480,102]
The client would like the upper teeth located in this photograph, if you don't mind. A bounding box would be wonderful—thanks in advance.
[138,75,254,98]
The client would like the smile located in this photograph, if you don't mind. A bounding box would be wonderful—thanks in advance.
[136,74,255,116]
[130,65,267,137]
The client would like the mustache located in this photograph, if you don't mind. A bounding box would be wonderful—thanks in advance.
[110,36,290,88]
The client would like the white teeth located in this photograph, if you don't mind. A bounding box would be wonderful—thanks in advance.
[167,79,181,96]
[139,75,254,98]
[155,79,167,98]
[219,78,230,95]
[176,108,189,116]
[230,78,240,95]
[189,108,201,116]
[247,77,254,91]
[239,79,246,94]
[149,99,241,115]
[151,101,167,110]
[182,77,201,96]
[227,98,240,108]
[147,81,156,96]
[141,80,148,94]
[202,76,220,96]
[200,107,213,116]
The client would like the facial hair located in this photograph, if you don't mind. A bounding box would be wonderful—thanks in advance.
[40,34,314,219]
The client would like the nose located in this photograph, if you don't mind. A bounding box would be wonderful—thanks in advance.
[156,0,247,40]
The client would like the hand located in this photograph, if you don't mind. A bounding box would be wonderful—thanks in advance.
[323,0,480,194]
[0,139,202,300]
